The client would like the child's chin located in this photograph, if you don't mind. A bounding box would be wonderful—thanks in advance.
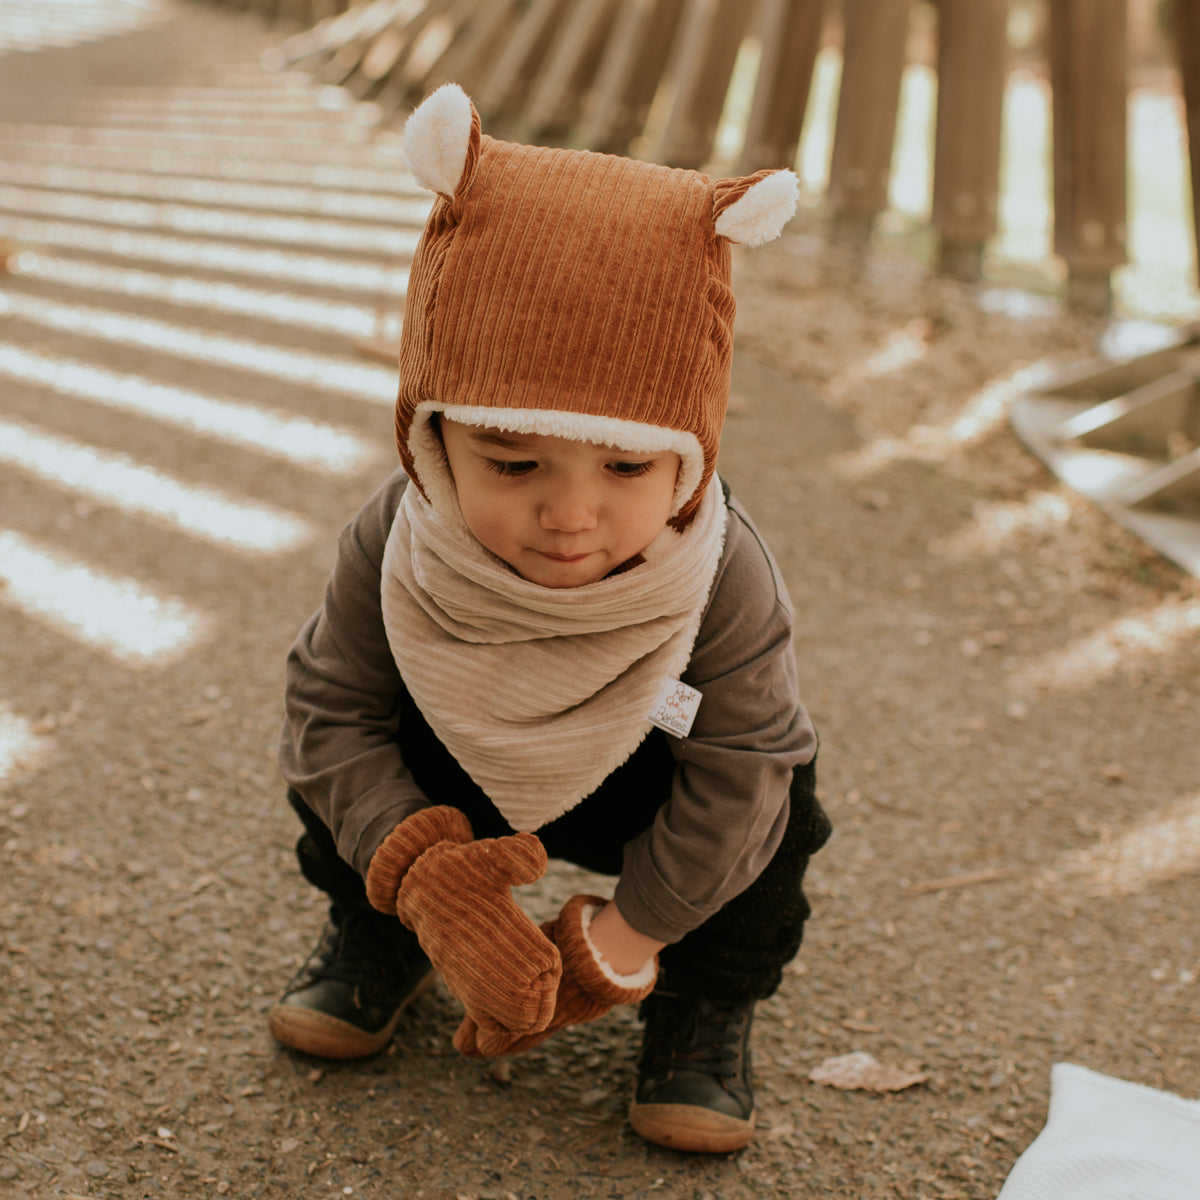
[521,556,605,588]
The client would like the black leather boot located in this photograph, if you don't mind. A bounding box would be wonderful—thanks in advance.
[629,987,756,1153]
[268,903,434,1059]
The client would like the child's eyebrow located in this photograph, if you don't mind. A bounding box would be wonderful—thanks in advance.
[468,430,534,451]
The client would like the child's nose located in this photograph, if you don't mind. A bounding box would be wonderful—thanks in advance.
[539,483,598,532]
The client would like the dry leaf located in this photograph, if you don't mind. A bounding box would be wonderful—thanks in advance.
[809,1051,928,1093]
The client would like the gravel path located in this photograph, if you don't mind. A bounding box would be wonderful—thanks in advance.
[1,4,1197,1198]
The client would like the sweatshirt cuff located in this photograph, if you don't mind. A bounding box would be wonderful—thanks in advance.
[347,781,433,878]
[611,862,709,945]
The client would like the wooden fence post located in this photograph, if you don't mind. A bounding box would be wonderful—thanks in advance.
[826,0,912,244]
[1176,0,1200,281]
[417,0,524,100]
[931,0,1008,280]
[473,0,572,123]
[736,0,827,174]
[577,0,686,153]
[1048,0,1128,312]
[517,0,622,140]
[655,0,758,168]
[358,0,464,106]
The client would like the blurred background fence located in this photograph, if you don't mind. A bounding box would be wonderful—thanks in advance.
[205,0,1199,316]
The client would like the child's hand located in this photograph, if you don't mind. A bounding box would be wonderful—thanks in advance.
[587,900,666,975]
[366,808,563,1037]
[453,894,658,1058]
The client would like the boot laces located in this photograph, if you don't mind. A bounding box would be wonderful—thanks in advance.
[300,907,415,989]
[645,993,749,1080]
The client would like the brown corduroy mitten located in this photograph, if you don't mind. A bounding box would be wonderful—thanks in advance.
[453,893,658,1058]
[366,806,562,1037]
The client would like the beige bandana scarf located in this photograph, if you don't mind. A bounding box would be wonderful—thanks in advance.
[380,480,727,831]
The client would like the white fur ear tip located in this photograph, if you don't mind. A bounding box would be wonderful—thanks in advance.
[403,83,473,198]
[715,170,799,247]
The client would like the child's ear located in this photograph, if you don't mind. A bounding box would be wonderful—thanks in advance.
[712,169,799,246]
[403,83,482,201]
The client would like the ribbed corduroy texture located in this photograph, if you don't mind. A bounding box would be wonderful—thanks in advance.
[397,125,747,528]
[364,804,472,914]
[367,808,563,1036]
[453,893,658,1059]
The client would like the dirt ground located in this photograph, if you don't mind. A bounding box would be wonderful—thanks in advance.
[1,4,1198,1198]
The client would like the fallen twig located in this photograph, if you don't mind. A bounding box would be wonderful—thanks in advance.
[908,867,1015,895]
[134,1136,179,1154]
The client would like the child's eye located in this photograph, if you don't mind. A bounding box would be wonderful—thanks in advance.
[484,458,537,477]
[607,460,655,478]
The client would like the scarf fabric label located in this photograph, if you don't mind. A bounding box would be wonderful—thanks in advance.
[648,678,703,738]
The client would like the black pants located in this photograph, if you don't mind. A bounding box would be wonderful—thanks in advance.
[292,693,831,1003]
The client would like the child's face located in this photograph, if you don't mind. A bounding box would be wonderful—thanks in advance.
[439,418,681,588]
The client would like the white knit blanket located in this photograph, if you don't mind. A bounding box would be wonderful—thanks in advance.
[996,1063,1200,1200]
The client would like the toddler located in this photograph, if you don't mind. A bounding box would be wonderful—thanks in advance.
[269,83,831,1154]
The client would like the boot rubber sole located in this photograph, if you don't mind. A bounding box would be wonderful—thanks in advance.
[628,1101,755,1154]
[267,967,435,1060]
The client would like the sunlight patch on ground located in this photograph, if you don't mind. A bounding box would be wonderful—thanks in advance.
[1051,793,1200,898]
[6,255,384,339]
[0,531,208,665]
[0,183,420,258]
[83,87,318,110]
[930,490,1076,558]
[1009,597,1200,693]
[829,320,931,392]
[0,344,375,474]
[0,215,409,293]
[0,290,397,402]
[0,0,163,55]
[832,370,1030,480]
[0,158,431,225]
[0,124,412,191]
[0,705,52,785]
[0,419,313,554]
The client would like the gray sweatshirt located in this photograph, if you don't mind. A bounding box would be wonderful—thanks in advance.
[279,471,816,944]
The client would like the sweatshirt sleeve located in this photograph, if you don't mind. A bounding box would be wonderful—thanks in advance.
[612,497,817,943]
[278,470,430,877]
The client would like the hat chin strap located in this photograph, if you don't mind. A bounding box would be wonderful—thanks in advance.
[408,401,705,521]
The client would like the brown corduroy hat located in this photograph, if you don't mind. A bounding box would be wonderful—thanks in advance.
[397,83,798,527]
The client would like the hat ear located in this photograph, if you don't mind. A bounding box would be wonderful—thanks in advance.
[403,83,481,200]
[713,169,799,246]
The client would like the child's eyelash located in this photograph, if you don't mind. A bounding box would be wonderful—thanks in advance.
[483,459,536,477]
[481,459,656,478]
